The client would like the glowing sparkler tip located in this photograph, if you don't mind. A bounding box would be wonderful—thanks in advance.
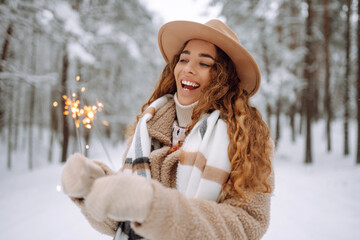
[81,87,85,92]
[61,90,104,130]
[76,75,80,81]
[76,119,80,128]
[88,111,94,119]
[56,185,62,192]
[53,101,58,107]
[85,144,90,149]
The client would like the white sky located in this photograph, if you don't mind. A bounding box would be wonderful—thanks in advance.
[140,0,223,23]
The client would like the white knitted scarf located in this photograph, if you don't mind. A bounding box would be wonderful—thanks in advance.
[124,94,231,201]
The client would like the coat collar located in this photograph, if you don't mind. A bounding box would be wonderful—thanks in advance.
[146,99,175,146]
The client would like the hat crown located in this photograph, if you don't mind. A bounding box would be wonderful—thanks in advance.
[205,19,240,44]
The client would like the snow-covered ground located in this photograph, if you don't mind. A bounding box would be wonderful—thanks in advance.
[0,120,359,240]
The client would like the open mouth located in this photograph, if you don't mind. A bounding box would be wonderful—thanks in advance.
[181,80,200,91]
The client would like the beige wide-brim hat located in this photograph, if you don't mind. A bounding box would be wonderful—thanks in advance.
[158,19,261,97]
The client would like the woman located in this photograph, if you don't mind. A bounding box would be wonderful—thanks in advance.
[62,19,274,240]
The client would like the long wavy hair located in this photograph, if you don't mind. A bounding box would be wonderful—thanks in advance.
[127,41,273,201]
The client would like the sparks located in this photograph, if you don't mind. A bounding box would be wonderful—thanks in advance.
[61,94,103,129]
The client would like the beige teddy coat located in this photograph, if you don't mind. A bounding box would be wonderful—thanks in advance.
[72,99,274,240]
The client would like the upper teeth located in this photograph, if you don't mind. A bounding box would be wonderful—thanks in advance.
[182,80,199,87]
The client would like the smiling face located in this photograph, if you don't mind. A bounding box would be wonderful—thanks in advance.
[174,39,217,105]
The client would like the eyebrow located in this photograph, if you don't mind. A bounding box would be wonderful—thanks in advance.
[181,50,216,61]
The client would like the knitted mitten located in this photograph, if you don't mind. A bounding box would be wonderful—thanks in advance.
[85,174,154,223]
[62,153,106,198]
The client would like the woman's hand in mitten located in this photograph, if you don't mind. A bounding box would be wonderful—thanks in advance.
[85,174,154,223]
[61,153,106,198]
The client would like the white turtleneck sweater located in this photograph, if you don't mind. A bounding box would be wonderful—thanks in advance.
[173,93,198,128]
[171,93,198,146]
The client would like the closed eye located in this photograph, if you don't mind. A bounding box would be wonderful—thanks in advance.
[200,63,211,67]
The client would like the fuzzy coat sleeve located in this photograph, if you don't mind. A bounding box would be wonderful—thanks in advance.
[132,173,273,240]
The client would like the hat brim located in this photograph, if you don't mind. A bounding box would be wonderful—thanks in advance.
[158,20,261,96]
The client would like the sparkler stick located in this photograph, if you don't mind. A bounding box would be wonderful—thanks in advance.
[74,116,83,153]
[93,121,114,169]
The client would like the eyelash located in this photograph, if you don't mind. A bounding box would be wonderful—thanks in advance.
[179,59,211,67]
[200,63,211,67]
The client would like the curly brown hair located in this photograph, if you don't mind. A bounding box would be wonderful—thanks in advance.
[127,41,273,201]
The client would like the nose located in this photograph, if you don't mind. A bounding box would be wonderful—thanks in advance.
[183,61,196,75]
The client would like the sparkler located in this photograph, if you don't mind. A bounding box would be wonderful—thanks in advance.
[53,75,114,169]
[61,93,103,130]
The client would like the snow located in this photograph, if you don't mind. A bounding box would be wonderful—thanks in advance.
[36,9,54,26]
[0,120,359,239]
[53,1,95,62]
[68,42,96,65]
[54,2,84,37]
[263,119,360,240]
[117,32,141,60]
[140,0,223,23]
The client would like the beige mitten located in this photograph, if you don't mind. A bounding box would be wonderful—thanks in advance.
[85,174,153,223]
[62,153,106,198]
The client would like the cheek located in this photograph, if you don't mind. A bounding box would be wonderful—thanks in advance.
[202,71,212,87]
[174,64,180,81]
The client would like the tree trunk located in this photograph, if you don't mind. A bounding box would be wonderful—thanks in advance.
[299,94,304,135]
[61,44,70,163]
[48,41,62,163]
[357,0,360,164]
[13,82,21,151]
[344,0,351,156]
[266,105,272,133]
[312,43,320,121]
[48,88,58,163]
[48,127,54,163]
[0,22,13,132]
[304,0,315,164]
[261,25,272,131]
[275,98,281,147]
[289,104,296,142]
[6,84,13,170]
[28,26,37,170]
[324,0,332,152]
[289,0,299,142]
[28,85,35,170]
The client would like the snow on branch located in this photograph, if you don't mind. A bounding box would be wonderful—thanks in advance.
[54,2,84,37]
[97,24,141,60]
[68,42,96,65]
[0,72,58,85]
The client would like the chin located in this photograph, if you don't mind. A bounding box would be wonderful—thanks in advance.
[178,97,196,106]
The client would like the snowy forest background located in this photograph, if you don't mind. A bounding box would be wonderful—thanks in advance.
[0,0,359,239]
